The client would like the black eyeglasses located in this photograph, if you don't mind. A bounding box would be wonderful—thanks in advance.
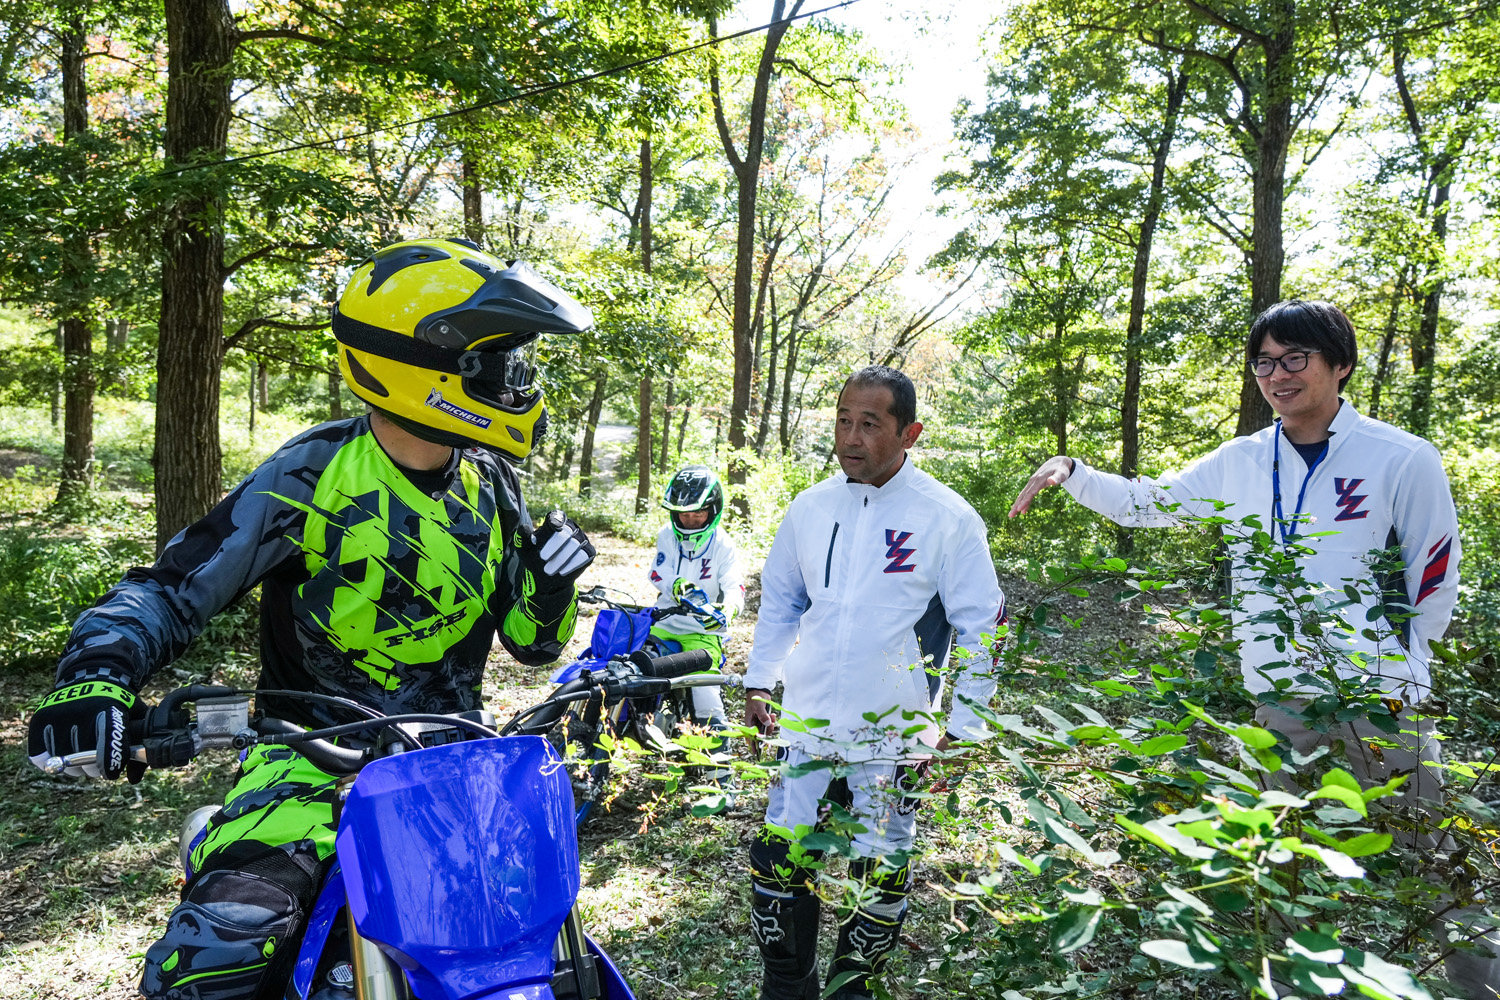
[1248,349,1321,377]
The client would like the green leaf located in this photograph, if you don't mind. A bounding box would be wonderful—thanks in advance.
[1043,817,1120,865]
[1140,938,1219,971]
[1138,734,1189,755]
[1308,783,1367,817]
[996,841,1044,876]
[1287,929,1344,963]
[1116,814,1178,855]
[1052,905,1104,953]
[1285,840,1365,879]
[1336,832,1393,857]
[1163,884,1213,916]
[1035,705,1077,733]
[1214,802,1276,830]
[1232,724,1278,749]
[798,832,854,855]
[1338,947,1434,999]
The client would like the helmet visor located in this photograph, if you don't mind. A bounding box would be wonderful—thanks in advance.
[464,341,540,412]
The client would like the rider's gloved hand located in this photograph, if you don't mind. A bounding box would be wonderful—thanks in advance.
[690,603,729,631]
[519,509,595,586]
[672,577,710,606]
[27,673,146,782]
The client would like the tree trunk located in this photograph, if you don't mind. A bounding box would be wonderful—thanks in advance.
[677,404,690,459]
[658,379,674,473]
[635,137,654,513]
[755,289,779,454]
[248,361,257,436]
[1408,179,1450,436]
[51,323,61,428]
[328,368,342,420]
[56,16,94,504]
[1234,16,1294,437]
[258,361,269,410]
[578,375,607,497]
[709,1,801,515]
[157,0,234,552]
[1369,274,1407,419]
[779,324,801,453]
[560,412,578,482]
[1118,67,1187,553]
[462,146,484,248]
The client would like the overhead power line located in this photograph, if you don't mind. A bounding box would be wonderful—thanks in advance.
[166,0,865,176]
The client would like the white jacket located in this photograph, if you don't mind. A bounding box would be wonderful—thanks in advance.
[648,526,745,636]
[1064,402,1460,704]
[745,458,1006,758]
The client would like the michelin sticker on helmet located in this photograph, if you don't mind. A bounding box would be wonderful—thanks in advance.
[425,388,492,429]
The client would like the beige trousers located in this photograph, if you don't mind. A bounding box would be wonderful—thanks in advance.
[1256,701,1500,999]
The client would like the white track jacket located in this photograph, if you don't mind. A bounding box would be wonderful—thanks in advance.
[745,459,1006,759]
[648,526,745,636]
[1064,402,1459,704]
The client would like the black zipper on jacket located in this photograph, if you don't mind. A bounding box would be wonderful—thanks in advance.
[824,522,840,587]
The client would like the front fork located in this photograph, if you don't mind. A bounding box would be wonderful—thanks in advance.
[343,902,602,1000]
[347,908,413,1000]
[552,904,604,999]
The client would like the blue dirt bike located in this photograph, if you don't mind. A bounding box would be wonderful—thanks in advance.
[43,650,718,1000]
[546,585,732,827]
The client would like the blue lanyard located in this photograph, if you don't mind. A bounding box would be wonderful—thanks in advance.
[1271,422,1327,546]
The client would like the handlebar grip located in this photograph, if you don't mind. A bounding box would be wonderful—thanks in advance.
[635,648,714,679]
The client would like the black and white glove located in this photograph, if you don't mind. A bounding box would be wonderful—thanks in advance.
[27,673,145,781]
[519,509,595,586]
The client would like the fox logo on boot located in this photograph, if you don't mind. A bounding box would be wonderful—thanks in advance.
[751,908,786,946]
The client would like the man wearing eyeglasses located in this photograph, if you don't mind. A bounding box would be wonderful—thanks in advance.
[1009,299,1497,996]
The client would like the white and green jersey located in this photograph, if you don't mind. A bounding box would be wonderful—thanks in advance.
[56,415,576,729]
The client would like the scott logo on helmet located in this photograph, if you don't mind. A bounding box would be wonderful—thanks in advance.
[424,389,492,429]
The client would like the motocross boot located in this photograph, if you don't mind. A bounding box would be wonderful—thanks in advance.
[825,908,907,999]
[750,892,821,1000]
[825,857,910,999]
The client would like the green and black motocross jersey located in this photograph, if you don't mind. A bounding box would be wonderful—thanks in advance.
[55,416,575,729]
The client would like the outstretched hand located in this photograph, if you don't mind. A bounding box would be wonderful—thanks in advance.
[1009,456,1074,518]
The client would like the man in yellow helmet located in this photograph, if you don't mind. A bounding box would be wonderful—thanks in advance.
[26,238,597,1000]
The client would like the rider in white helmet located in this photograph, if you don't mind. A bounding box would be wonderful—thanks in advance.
[648,464,744,734]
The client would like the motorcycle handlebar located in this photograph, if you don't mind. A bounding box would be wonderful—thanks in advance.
[631,648,714,679]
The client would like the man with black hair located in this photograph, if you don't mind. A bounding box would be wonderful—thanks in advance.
[743,364,1006,1000]
[1011,299,1497,997]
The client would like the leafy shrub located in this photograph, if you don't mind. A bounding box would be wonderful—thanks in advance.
[0,522,150,674]
[753,513,1498,998]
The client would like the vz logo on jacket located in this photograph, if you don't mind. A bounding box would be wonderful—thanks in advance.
[699,558,713,580]
[1333,478,1369,521]
[883,530,916,573]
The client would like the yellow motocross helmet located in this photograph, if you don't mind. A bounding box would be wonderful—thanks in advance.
[332,238,592,459]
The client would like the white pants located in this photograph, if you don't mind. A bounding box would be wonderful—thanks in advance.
[763,747,920,858]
